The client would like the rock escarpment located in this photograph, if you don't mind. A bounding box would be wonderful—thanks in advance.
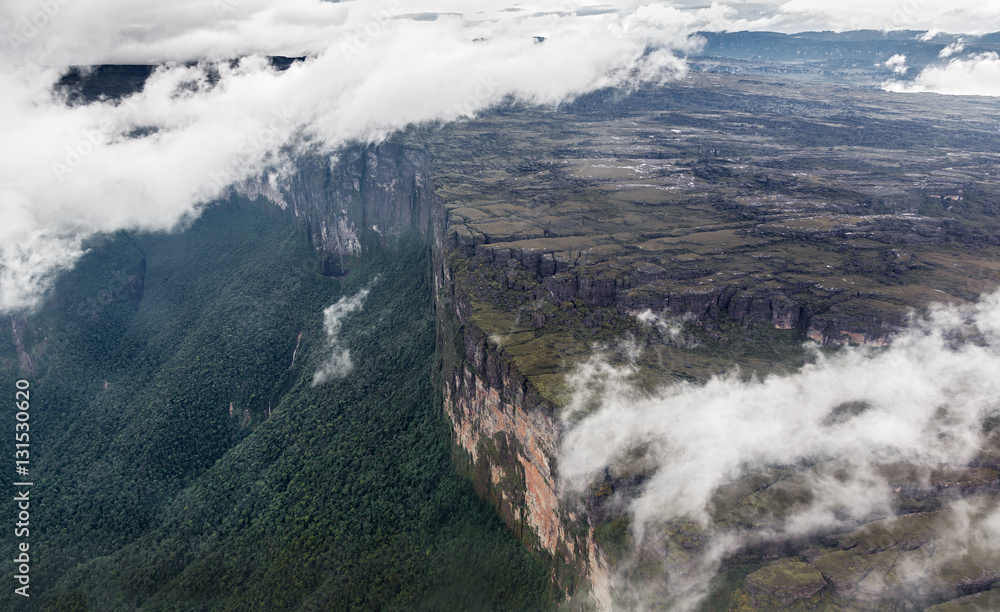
[264,140,615,601]
[454,237,901,348]
[243,141,435,276]
[260,73,1000,608]
[435,250,612,603]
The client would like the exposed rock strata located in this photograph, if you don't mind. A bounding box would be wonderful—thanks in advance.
[247,142,435,276]
[436,263,613,604]
[258,129,999,609]
[453,237,904,347]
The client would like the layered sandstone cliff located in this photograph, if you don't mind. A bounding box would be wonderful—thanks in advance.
[259,126,1000,608]
[434,250,613,603]
[252,140,614,601]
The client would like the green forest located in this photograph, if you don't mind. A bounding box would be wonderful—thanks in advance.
[0,198,554,611]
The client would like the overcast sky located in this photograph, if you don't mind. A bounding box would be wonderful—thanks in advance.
[4,0,1000,66]
[1,0,999,312]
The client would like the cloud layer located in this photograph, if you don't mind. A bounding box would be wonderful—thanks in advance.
[2,1,1000,311]
[5,0,1000,67]
[885,52,1000,96]
[756,0,1000,34]
[0,2,710,313]
[560,290,1000,607]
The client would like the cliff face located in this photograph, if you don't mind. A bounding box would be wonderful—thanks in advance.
[435,255,612,602]
[257,140,613,600]
[456,238,900,347]
[258,137,922,605]
[245,141,435,276]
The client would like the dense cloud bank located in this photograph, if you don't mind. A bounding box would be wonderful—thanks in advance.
[2,0,999,312]
[885,52,1000,96]
[0,2,706,312]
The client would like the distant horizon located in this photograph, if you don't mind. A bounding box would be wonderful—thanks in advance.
[19,30,1000,69]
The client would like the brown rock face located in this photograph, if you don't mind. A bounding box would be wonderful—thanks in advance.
[435,216,611,601]
[438,309,611,602]
[443,365,563,552]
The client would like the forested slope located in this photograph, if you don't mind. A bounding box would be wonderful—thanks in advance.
[0,198,553,611]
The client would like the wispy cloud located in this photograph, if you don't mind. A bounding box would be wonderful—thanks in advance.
[560,289,1000,608]
[312,286,371,385]
[939,41,966,57]
[884,53,908,74]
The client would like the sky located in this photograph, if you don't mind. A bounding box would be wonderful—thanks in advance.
[1,0,999,312]
[4,0,1000,66]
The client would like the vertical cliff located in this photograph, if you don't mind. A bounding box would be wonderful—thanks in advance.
[433,287,612,604]
[432,212,611,605]
[243,140,436,276]
[253,140,610,604]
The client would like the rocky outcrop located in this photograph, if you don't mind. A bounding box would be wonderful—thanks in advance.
[456,240,904,347]
[926,587,1000,611]
[435,250,612,603]
[248,141,435,276]
[807,504,1000,607]
[744,559,828,607]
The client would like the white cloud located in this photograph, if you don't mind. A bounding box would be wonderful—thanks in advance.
[659,0,1000,34]
[754,0,1000,34]
[560,289,1000,608]
[884,53,907,74]
[939,41,965,57]
[0,1,711,313]
[635,309,696,347]
[884,52,1000,96]
[312,286,370,385]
